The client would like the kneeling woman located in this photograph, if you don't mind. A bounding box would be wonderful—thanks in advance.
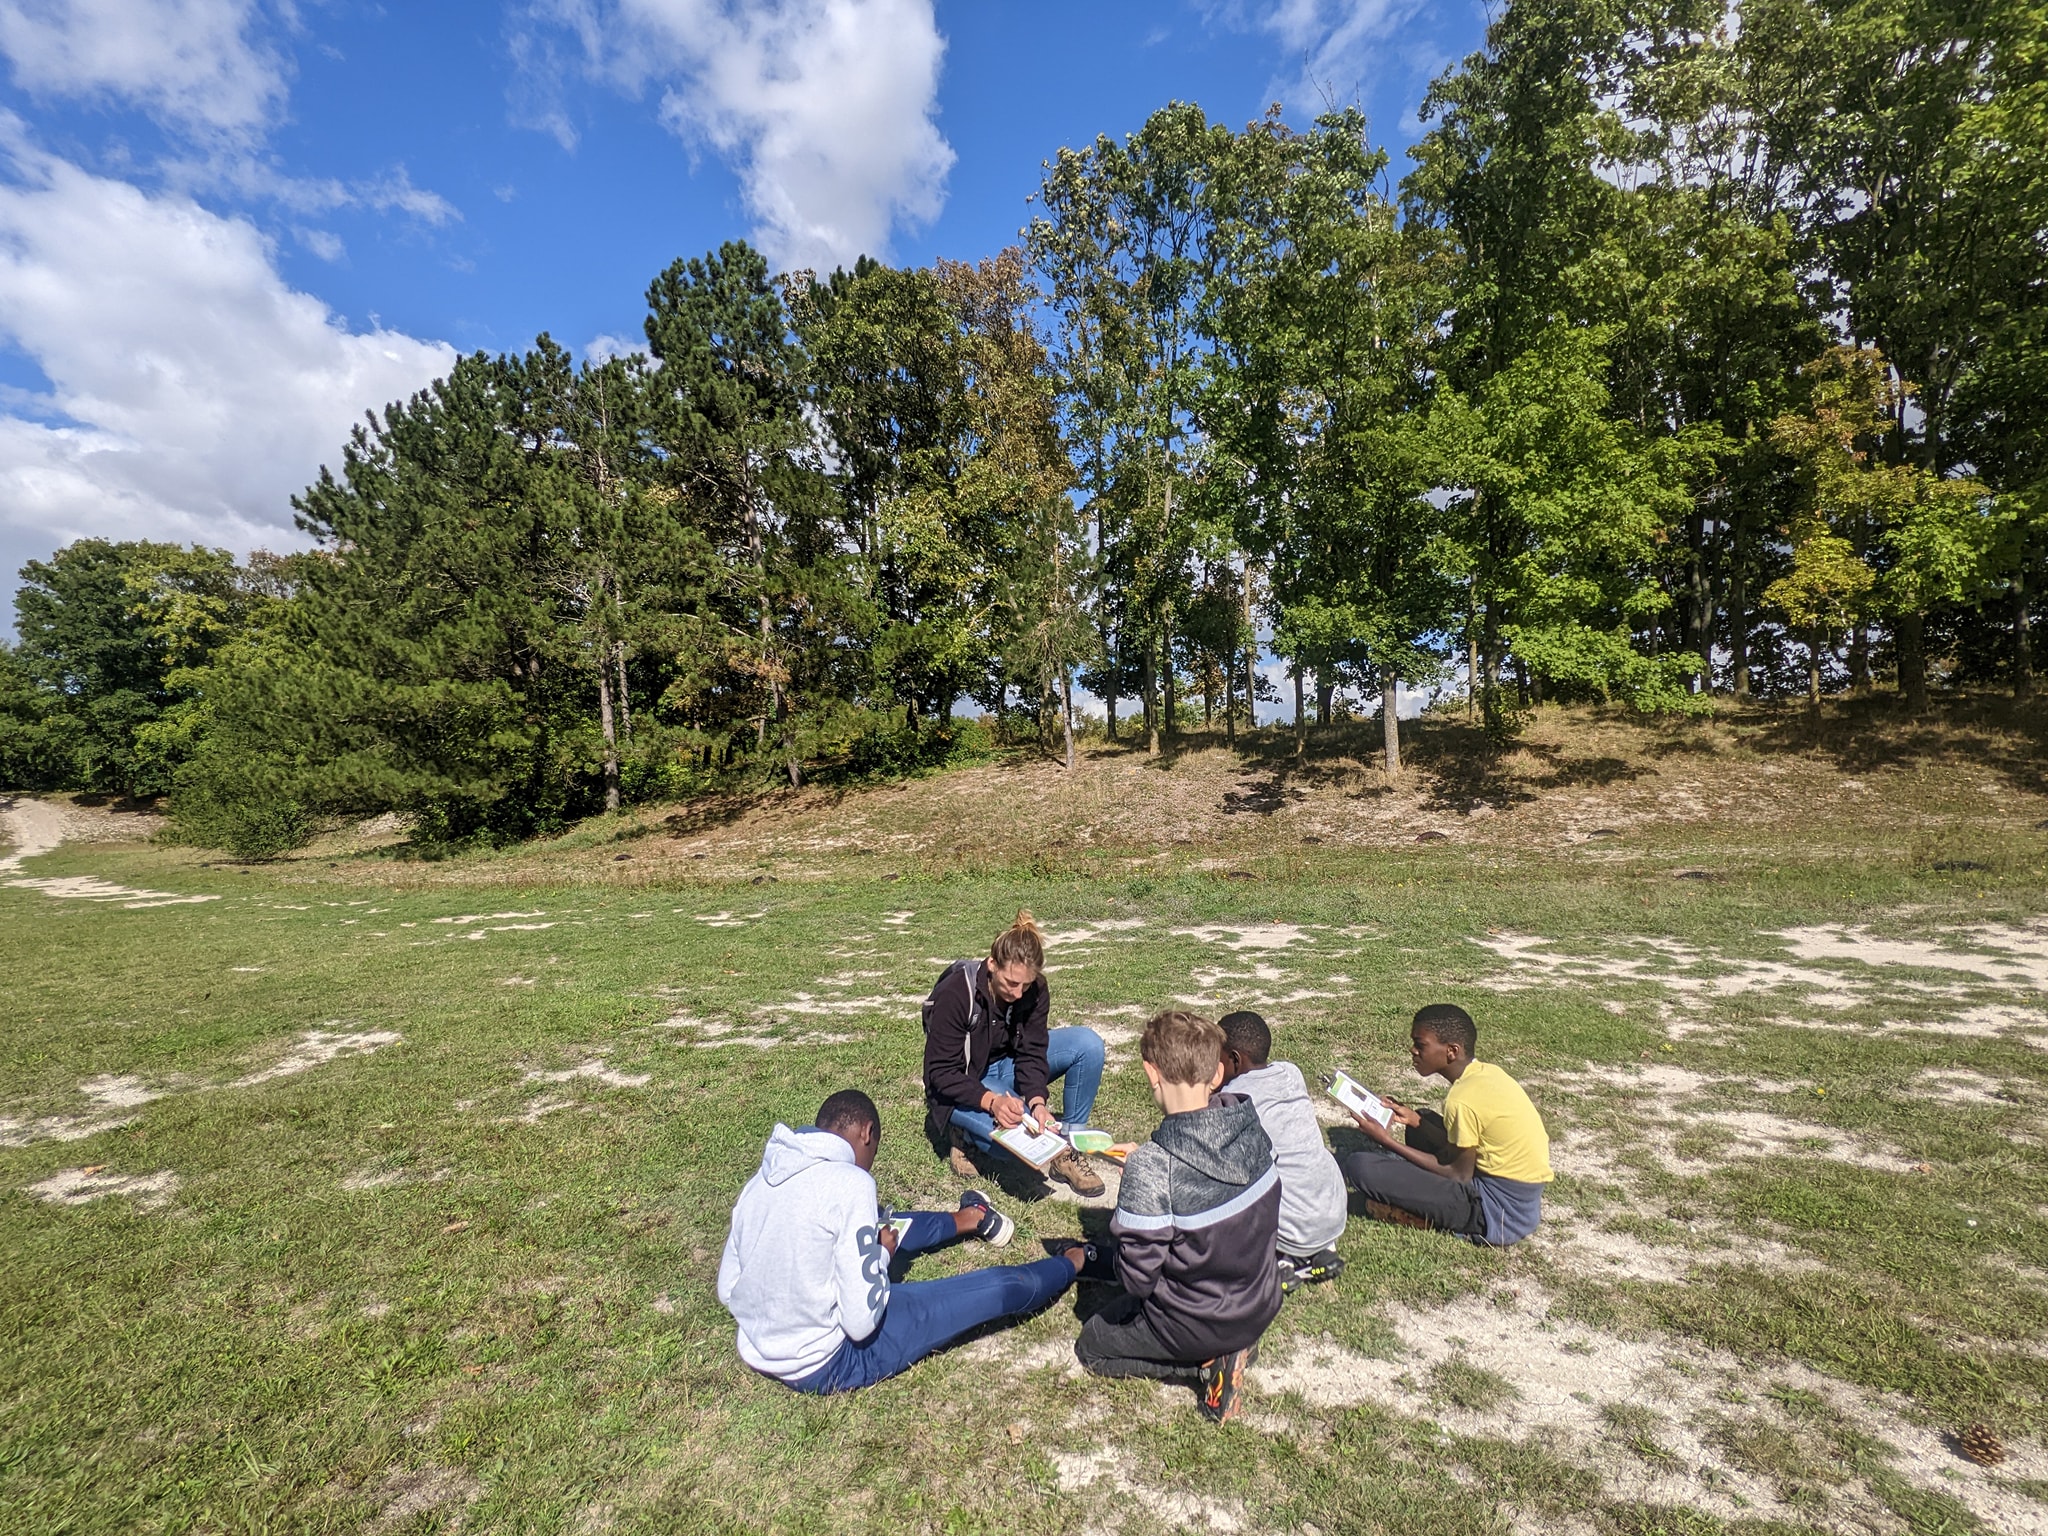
[922,911,1105,1196]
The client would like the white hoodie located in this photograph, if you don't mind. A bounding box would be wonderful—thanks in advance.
[717,1124,890,1382]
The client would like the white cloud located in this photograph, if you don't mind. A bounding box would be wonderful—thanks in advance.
[1211,0,1427,111]
[582,332,639,363]
[293,224,342,261]
[0,133,454,595]
[0,0,286,139]
[528,0,954,272]
[185,156,463,225]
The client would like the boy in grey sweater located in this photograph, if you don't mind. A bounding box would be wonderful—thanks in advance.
[1219,1011,1348,1291]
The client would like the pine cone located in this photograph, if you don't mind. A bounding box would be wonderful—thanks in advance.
[1959,1422,2006,1467]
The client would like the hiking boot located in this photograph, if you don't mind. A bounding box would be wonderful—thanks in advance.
[1048,1147,1105,1197]
[1363,1199,1432,1231]
[947,1128,980,1180]
[1198,1347,1252,1425]
[959,1190,1013,1247]
[1279,1249,1346,1294]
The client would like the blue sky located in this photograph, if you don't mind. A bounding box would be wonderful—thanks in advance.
[0,0,1489,635]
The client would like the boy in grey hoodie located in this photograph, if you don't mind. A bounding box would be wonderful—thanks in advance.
[1219,1010,1348,1291]
[717,1088,1085,1393]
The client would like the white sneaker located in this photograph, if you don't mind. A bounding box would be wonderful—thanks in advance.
[959,1190,1013,1246]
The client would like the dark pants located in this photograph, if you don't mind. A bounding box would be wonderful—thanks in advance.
[1075,1292,1205,1382]
[1340,1109,1486,1238]
[787,1212,1076,1395]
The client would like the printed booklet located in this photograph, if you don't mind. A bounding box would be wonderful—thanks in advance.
[1322,1069,1397,1130]
[991,1118,1070,1170]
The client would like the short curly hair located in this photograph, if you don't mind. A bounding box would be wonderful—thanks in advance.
[1412,1003,1477,1058]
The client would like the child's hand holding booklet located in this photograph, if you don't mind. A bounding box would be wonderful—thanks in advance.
[1322,1070,1397,1130]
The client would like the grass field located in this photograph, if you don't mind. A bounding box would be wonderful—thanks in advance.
[6,703,2048,1535]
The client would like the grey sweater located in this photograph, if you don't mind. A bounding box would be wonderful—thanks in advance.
[1231,1061,1349,1258]
[1110,1092,1282,1360]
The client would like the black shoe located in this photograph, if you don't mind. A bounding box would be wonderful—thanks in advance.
[1047,1237,1116,1283]
[958,1190,1013,1246]
[1199,1347,1251,1424]
[1280,1249,1345,1294]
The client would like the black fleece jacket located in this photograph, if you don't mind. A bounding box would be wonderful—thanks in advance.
[921,959,1050,1142]
[1109,1091,1282,1361]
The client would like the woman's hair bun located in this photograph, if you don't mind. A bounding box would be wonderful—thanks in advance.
[989,909,1046,972]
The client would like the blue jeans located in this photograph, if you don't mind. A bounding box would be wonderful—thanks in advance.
[787,1213,1076,1394]
[948,1026,1105,1152]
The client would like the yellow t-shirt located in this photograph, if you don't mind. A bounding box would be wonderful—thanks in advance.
[1443,1060,1552,1184]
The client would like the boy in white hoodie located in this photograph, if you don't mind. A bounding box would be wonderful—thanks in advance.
[1218,1011,1348,1292]
[717,1088,1087,1393]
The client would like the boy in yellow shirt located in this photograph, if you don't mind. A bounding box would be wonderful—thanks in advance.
[1339,1003,1551,1247]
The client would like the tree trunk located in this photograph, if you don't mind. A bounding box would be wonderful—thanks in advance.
[2016,568,2034,701]
[1225,640,1237,747]
[1688,510,1709,692]
[1316,675,1332,726]
[1143,636,1159,756]
[1468,621,1479,721]
[1897,609,1929,714]
[1849,619,1871,695]
[1730,548,1750,700]
[1061,668,1076,771]
[1381,675,1401,776]
[614,641,632,740]
[1241,561,1258,740]
[1293,664,1305,760]
[597,663,621,813]
[1807,634,1824,714]
[1162,615,1177,743]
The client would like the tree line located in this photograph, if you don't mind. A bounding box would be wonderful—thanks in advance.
[2,0,2041,854]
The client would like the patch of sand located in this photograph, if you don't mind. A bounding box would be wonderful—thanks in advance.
[1169,923,1315,952]
[1776,922,2048,991]
[690,910,766,928]
[78,1074,167,1109]
[5,874,218,907]
[1251,1282,2045,1534]
[758,991,923,1018]
[1527,1218,1827,1283]
[28,1167,179,1210]
[1043,918,1147,950]
[364,1465,481,1536]
[1476,926,2048,1045]
[231,1030,404,1087]
[341,1167,408,1191]
[432,910,546,925]
[522,1060,652,1089]
[1041,1159,1122,1210]
[0,1110,138,1147]
[1908,1068,2019,1108]
[0,795,71,868]
[1052,1447,1247,1534]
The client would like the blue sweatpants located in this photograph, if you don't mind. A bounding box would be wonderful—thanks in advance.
[787,1212,1076,1394]
[948,1026,1105,1151]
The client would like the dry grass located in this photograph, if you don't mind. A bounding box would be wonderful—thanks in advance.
[274,694,2048,890]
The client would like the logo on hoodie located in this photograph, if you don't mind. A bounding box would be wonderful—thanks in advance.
[857,1223,889,1312]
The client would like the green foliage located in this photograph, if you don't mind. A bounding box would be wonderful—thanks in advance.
[16,0,2048,827]
[8,540,253,796]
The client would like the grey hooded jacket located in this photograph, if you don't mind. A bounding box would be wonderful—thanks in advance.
[1109,1091,1282,1360]
[1230,1061,1349,1258]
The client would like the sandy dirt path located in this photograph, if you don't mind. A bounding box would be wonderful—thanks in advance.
[0,796,73,872]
